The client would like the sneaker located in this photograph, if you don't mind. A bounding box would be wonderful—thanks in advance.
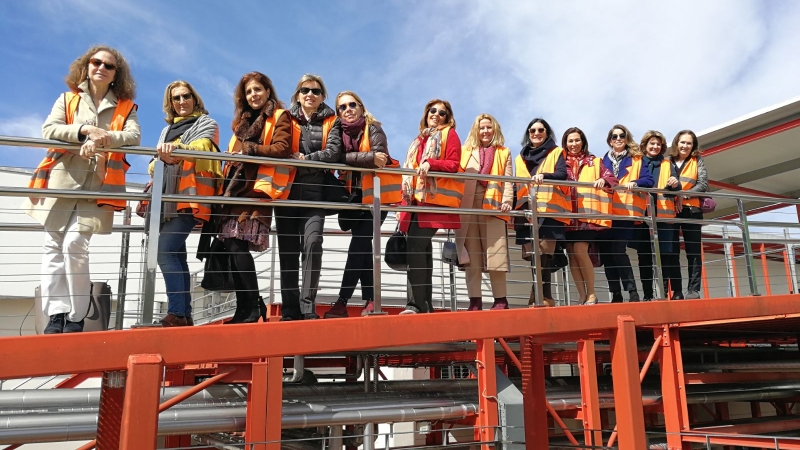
[611,292,624,303]
[399,305,419,315]
[685,290,701,299]
[303,313,320,320]
[44,313,66,334]
[323,299,349,319]
[63,319,85,333]
[159,314,188,327]
[361,300,374,316]
[629,291,640,302]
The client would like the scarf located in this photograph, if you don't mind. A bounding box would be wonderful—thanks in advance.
[402,127,444,203]
[341,116,366,153]
[234,100,275,143]
[608,148,628,178]
[478,146,495,187]
[521,136,558,174]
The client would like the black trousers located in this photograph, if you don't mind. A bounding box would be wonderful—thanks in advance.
[275,206,325,319]
[632,222,678,298]
[406,216,438,313]
[223,238,260,308]
[338,212,386,302]
[598,221,637,294]
[674,207,704,293]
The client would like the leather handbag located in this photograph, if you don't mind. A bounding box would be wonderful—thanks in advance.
[700,196,717,214]
[384,228,407,271]
[200,238,235,292]
[323,170,351,216]
[135,180,153,219]
[441,230,459,266]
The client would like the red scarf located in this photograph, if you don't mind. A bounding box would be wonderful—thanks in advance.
[478,146,495,187]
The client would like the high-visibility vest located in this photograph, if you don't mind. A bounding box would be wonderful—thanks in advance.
[677,157,700,208]
[574,157,612,228]
[514,147,571,224]
[408,126,465,208]
[655,160,676,218]
[462,145,511,223]
[343,124,403,205]
[176,158,218,223]
[29,92,134,211]
[611,155,647,217]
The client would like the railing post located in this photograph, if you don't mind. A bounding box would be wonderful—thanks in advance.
[784,229,798,294]
[95,371,126,449]
[371,174,386,315]
[476,338,498,450]
[527,182,544,306]
[721,226,738,297]
[610,316,646,450]
[520,336,548,449]
[141,158,165,325]
[119,354,163,450]
[267,231,278,319]
[647,195,665,299]
[577,340,602,447]
[737,199,761,296]
[115,206,132,330]
[658,326,692,450]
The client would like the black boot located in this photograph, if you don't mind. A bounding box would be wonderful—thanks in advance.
[239,292,261,323]
[225,294,247,324]
[258,296,267,322]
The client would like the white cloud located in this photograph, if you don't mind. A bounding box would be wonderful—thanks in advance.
[0,115,43,138]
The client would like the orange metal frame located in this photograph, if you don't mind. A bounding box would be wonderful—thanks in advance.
[3,295,800,450]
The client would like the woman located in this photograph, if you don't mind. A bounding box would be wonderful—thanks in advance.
[323,91,397,318]
[562,127,617,305]
[151,80,221,327]
[220,72,291,323]
[398,99,463,314]
[454,114,513,311]
[25,45,140,334]
[599,125,654,303]
[514,118,569,307]
[666,130,707,299]
[629,131,681,300]
[277,74,342,321]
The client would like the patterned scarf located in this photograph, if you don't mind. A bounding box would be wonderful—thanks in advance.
[402,127,443,203]
[478,146,495,187]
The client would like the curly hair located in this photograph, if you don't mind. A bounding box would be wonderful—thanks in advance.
[65,45,136,100]
[639,130,668,156]
[231,72,284,131]
[606,124,641,157]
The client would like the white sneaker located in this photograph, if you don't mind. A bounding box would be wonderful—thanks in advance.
[399,308,418,315]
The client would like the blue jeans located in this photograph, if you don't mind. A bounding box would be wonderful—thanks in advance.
[157,214,197,317]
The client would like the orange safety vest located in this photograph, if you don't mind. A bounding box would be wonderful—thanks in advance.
[409,126,465,208]
[574,157,612,228]
[611,155,647,217]
[29,92,134,211]
[655,160,676,218]
[176,158,218,223]
[677,157,700,208]
[229,109,292,200]
[514,147,571,224]
[342,124,403,205]
[461,145,511,223]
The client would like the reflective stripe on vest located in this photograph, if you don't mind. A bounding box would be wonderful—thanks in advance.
[655,160,676,218]
[514,147,571,224]
[352,124,403,205]
[29,92,134,211]
[409,126,465,208]
[243,109,294,199]
[476,146,511,223]
[575,157,611,228]
[678,157,700,208]
[611,156,647,217]
[177,160,217,222]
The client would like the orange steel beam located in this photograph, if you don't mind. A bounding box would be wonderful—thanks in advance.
[119,355,163,450]
[4,295,800,379]
[497,338,521,369]
[683,434,800,449]
[265,357,283,450]
[701,246,711,299]
[577,341,602,448]
[659,326,691,450]
[247,362,269,450]
[476,339,498,450]
[685,371,800,384]
[55,372,101,388]
[520,337,548,449]
[608,316,646,450]
[703,117,800,157]
[785,248,795,293]
[760,244,772,295]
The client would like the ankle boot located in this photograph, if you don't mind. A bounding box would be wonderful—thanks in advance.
[490,297,508,310]
[240,293,261,324]
[258,296,267,321]
[225,292,248,324]
[467,297,482,311]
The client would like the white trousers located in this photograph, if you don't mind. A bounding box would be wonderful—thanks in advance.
[41,210,93,321]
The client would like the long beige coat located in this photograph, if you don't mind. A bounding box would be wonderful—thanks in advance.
[22,81,141,234]
[455,146,514,270]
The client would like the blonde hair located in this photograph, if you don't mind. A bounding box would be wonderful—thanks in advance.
[335,90,379,126]
[162,80,207,123]
[464,113,505,150]
[639,130,668,156]
[418,99,456,133]
[292,73,328,103]
[606,124,642,157]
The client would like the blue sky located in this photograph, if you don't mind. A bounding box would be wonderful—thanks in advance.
[1,0,800,221]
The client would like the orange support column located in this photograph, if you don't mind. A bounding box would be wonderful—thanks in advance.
[476,339,498,450]
[520,336,548,449]
[609,316,646,450]
[760,244,772,295]
[658,326,691,450]
[119,354,164,450]
[95,371,126,450]
[248,358,283,450]
[577,340,602,448]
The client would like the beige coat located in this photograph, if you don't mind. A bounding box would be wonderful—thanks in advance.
[23,81,141,234]
[455,146,514,270]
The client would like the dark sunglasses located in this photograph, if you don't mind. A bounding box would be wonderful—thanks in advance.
[171,93,193,102]
[337,102,359,112]
[299,87,323,96]
[528,127,546,134]
[89,58,117,71]
[611,133,627,140]
[428,107,447,117]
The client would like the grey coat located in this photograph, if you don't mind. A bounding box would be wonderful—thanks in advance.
[22,81,141,234]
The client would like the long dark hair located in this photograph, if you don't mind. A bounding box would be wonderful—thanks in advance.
[520,117,555,147]
[561,127,589,157]
[231,72,285,131]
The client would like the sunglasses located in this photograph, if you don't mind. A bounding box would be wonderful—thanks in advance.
[611,133,627,140]
[89,58,117,71]
[428,107,448,117]
[299,87,323,96]
[337,102,359,112]
[528,127,546,134]
[171,93,193,102]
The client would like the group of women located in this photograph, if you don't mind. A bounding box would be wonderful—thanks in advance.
[28,45,708,333]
